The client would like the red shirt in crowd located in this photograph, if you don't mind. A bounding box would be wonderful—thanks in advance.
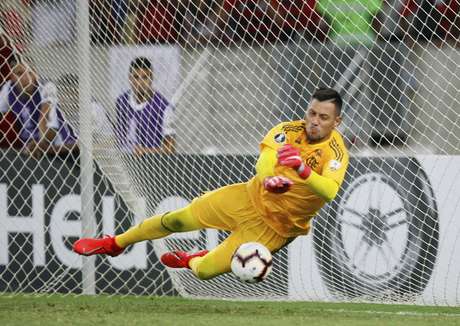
[222,0,322,41]
[402,0,460,41]
[0,34,20,149]
[137,0,178,44]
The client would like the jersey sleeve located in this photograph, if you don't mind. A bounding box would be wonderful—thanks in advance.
[322,138,349,187]
[255,146,277,181]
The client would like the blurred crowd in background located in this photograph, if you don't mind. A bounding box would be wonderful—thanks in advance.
[0,0,458,156]
[0,0,458,49]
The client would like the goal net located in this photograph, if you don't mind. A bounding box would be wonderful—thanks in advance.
[0,0,459,304]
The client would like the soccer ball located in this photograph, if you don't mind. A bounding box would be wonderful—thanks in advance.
[231,242,273,283]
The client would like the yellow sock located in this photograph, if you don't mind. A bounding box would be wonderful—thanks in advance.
[114,205,204,248]
[189,256,204,272]
[114,214,171,248]
[188,254,224,280]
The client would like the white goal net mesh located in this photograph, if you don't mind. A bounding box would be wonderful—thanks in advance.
[0,0,459,304]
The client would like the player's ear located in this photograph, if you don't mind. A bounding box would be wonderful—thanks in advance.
[334,115,342,128]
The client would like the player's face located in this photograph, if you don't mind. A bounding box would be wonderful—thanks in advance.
[129,68,153,96]
[304,99,341,143]
[11,63,38,96]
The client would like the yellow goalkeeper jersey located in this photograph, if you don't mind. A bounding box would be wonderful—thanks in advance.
[247,120,349,237]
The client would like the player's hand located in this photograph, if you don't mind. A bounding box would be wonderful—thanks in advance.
[277,144,302,169]
[263,176,293,194]
[277,144,311,179]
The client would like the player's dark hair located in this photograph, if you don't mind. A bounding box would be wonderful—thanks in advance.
[129,57,152,73]
[312,88,343,116]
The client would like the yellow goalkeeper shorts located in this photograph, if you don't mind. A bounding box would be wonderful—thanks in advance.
[190,183,289,275]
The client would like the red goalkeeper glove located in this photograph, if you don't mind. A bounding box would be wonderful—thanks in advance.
[277,144,311,179]
[263,176,293,194]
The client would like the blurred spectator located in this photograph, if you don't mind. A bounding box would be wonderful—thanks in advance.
[0,79,20,149]
[312,0,383,88]
[375,0,410,42]
[401,0,460,44]
[115,57,176,155]
[0,0,30,52]
[57,73,114,139]
[90,0,129,45]
[366,0,416,147]
[136,0,181,44]
[309,1,382,147]
[316,0,383,45]
[367,0,459,147]
[179,0,220,46]
[31,0,76,46]
[6,61,77,158]
[215,0,278,44]
[0,33,21,149]
[271,0,325,42]
[211,0,324,45]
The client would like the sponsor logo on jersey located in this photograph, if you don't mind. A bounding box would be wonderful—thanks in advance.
[274,133,286,143]
[305,156,319,169]
[282,124,305,133]
[305,149,322,170]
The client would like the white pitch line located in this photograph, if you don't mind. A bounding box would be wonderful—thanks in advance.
[320,308,460,318]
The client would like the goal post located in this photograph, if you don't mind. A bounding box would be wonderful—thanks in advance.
[0,0,459,305]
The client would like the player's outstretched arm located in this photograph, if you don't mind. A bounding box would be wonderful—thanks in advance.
[277,144,339,201]
[256,146,292,194]
[256,147,277,180]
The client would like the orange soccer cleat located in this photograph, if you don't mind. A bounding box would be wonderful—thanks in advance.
[72,235,124,257]
[160,250,209,269]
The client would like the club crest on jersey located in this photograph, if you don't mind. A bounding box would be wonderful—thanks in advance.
[274,133,286,143]
[329,160,342,171]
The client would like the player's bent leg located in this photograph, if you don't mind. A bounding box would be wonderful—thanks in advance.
[188,219,291,280]
[188,233,242,280]
[159,206,211,268]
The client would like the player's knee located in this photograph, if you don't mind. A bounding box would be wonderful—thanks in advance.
[161,213,185,232]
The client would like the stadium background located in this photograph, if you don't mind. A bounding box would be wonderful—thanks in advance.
[0,0,459,314]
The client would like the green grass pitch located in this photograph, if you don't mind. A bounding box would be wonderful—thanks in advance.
[1,294,460,326]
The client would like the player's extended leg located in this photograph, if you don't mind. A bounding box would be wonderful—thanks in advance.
[168,213,289,280]
[161,183,289,280]
[188,231,242,280]
[186,220,289,280]
[116,206,206,246]
[72,205,206,256]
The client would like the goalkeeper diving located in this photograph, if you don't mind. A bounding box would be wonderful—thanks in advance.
[73,87,349,280]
